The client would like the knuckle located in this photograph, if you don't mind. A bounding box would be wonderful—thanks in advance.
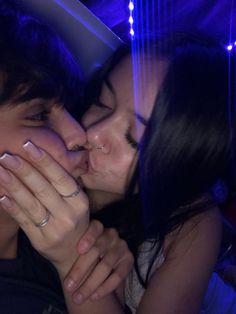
[16,163,31,177]
[79,284,94,298]
[37,154,51,168]
[118,239,128,250]
[9,179,21,193]
[56,173,71,187]
[106,228,118,240]
[28,199,43,216]
[20,218,32,229]
[69,267,82,282]
[112,271,124,283]
[92,220,104,235]
[62,216,77,231]
[99,258,113,272]
[34,187,51,199]
[72,192,89,212]
[91,246,101,258]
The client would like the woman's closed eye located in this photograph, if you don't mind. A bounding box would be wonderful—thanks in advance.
[125,132,138,150]
[93,99,112,110]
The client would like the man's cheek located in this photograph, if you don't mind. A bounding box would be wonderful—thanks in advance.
[0,186,9,197]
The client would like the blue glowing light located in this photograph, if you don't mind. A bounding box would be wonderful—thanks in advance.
[129,16,134,25]
[227,44,233,51]
[130,29,134,36]
[129,1,134,11]
[128,1,135,37]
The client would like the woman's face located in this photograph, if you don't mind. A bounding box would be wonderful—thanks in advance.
[0,99,87,180]
[82,55,167,196]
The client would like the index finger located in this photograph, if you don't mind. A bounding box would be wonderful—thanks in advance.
[23,141,79,196]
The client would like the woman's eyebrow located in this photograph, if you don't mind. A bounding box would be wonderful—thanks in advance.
[135,112,148,126]
[104,78,115,95]
[104,77,147,126]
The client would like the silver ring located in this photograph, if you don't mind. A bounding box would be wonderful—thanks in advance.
[34,210,50,228]
[62,184,81,198]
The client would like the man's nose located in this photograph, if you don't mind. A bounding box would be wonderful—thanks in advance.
[58,111,86,151]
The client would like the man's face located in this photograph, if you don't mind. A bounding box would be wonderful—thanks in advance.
[0,98,87,184]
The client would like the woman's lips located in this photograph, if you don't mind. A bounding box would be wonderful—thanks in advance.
[87,156,98,175]
[73,150,88,176]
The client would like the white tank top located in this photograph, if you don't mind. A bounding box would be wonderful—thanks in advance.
[125,241,236,313]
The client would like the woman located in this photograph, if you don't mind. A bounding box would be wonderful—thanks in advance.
[1,8,235,313]
[71,34,236,312]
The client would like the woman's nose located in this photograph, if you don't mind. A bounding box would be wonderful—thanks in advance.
[86,121,110,154]
[58,111,86,151]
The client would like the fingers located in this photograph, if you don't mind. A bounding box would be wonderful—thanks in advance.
[0,142,90,270]
[73,240,133,304]
[77,220,104,254]
[64,228,114,292]
[23,141,78,196]
[0,164,49,225]
[22,141,88,214]
[0,143,88,220]
[64,227,134,304]
[90,243,134,300]
[0,194,41,235]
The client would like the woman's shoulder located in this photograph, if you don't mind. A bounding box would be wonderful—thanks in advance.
[164,205,222,257]
[135,206,222,313]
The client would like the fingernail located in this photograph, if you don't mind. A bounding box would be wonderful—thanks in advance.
[0,166,12,183]
[0,195,12,208]
[73,293,83,305]
[0,153,21,169]
[23,141,43,159]
[64,278,76,292]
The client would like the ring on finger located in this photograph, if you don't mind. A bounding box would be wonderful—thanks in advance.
[34,210,51,228]
[61,184,81,198]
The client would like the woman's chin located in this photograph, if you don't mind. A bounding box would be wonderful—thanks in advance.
[84,188,124,212]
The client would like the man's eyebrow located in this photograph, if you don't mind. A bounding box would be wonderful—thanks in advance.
[135,112,148,126]
[11,98,63,109]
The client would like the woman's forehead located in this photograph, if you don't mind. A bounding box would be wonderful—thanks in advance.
[107,55,168,118]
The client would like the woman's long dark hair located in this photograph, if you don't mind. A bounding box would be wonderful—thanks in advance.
[90,33,236,287]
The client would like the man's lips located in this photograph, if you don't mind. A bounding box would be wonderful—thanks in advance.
[86,156,98,175]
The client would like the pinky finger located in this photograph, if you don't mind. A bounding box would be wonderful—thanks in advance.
[0,195,36,234]
[90,255,134,300]
[90,272,123,301]
[0,195,22,218]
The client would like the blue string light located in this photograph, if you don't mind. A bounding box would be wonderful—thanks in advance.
[226,41,236,51]
[129,1,135,37]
